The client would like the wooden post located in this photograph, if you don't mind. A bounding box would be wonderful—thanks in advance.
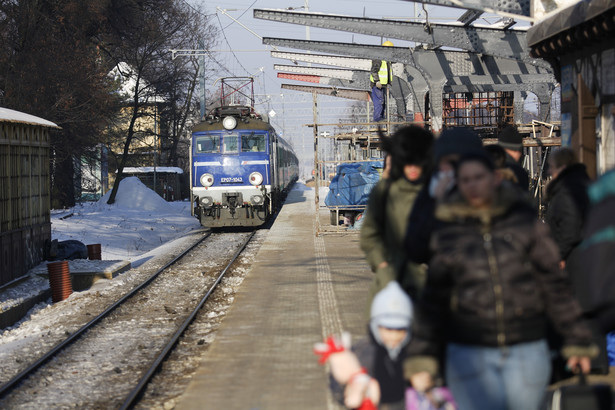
[313,91,320,236]
[576,74,598,179]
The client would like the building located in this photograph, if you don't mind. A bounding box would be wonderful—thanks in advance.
[0,107,60,286]
[528,0,615,178]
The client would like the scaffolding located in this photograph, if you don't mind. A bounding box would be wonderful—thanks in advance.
[307,89,430,235]
[306,91,561,235]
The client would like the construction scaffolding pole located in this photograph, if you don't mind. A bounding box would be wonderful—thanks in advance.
[312,91,321,236]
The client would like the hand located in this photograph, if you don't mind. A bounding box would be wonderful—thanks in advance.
[376,81,382,89]
[566,356,591,374]
[344,372,380,409]
[433,171,455,200]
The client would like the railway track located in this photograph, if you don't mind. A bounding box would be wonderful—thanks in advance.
[0,230,259,408]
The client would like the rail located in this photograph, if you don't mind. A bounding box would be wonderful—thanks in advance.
[0,231,212,399]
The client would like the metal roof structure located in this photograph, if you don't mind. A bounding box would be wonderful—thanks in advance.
[254,3,556,131]
[264,37,555,129]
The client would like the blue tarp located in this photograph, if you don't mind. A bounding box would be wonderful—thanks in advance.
[325,161,383,207]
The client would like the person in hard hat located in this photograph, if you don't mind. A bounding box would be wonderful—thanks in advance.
[370,41,394,123]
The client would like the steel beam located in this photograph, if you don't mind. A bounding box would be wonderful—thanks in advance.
[272,51,372,71]
[400,0,530,19]
[277,72,361,89]
[264,37,555,129]
[281,84,370,101]
[255,9,535,63]
[275,65,359,82]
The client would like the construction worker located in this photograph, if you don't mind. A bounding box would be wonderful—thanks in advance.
[370,41,393,123]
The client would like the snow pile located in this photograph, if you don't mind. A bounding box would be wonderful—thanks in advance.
[97,176,174,212]
[51,176,201,263]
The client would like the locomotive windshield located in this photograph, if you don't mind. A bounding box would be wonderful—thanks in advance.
[195,135,220,153]
[241,132,266,152]
[194,131,267,154]
[223,134,239,153]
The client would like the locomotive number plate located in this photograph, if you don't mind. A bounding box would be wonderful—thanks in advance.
[220,177,243,183]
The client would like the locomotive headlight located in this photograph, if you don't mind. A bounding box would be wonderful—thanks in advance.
[222,116,237,130]
[249,172,263,186]
[200,173,214,187]
[250,195,264,205]
[200,196,213,207]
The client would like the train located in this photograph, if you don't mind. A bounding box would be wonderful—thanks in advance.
[190,77,299,228]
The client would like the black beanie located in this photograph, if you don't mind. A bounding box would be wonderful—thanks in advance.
[498,126,523,151]
[434,127,483,164]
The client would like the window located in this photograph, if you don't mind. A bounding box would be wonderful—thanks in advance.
[223,134,238,153]
[241,132,266,152]
[196,135,220,153]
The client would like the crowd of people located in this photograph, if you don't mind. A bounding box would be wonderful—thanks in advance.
[316,124,615,410]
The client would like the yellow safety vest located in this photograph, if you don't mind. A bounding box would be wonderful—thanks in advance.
[370,61,391,85]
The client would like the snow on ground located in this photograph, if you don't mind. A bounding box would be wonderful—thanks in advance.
[1,179,320,318]
[0,177,202,314]
[51,177,201,263]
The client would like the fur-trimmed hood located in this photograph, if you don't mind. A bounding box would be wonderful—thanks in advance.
[434,182,532,226]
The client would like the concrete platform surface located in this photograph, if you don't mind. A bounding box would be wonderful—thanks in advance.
[176,186,373,410]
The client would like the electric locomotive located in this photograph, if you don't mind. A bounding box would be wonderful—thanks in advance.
[190,77,298,227]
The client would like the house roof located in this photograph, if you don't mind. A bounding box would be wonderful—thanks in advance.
[0,107,60,128]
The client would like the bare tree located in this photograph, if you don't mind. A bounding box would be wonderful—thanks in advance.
[102,0,216,204]
[0,0,122,207]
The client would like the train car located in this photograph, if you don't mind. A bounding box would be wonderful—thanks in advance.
[190,78,299,227]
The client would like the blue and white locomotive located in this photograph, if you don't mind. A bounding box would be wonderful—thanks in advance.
[190,77,298,227]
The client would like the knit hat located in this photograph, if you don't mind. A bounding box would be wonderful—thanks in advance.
[369,281,413,359]
[434,127,483,164]
[498,126,523,151]
[370,281,413,330]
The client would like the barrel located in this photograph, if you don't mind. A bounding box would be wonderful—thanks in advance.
[46,261,73,303]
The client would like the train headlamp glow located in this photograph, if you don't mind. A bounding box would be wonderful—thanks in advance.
[200,196,213,206]
[200,173,214,187]
[249,172,263,186]
[222,116,237,130]
[250,195,264,205]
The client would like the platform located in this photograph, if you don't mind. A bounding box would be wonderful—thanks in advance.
[31,259,132,291]
[176,185,373,409]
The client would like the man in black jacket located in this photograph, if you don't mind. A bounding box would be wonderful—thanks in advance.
[497,126,529,191]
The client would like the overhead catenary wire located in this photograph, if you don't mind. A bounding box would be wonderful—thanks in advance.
[215,12,252,77]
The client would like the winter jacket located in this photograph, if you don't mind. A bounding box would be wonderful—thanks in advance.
[404,185,436,266]
[360,177,425,301]
[405,184,596,376]
[574,169,615,333]
[545,163,591,261]
[330,331,406,410]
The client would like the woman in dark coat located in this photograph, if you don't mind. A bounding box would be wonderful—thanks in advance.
[545,148,611,375]
[545,147,591,266]
[405,153,597,410]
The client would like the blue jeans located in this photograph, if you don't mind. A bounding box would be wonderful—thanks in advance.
[371,85,385,122]
[446,340,551,410]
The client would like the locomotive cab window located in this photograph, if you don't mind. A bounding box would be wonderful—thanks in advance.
[241,132,266,152]
[223,134,239,153]
[195,135,220,153]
